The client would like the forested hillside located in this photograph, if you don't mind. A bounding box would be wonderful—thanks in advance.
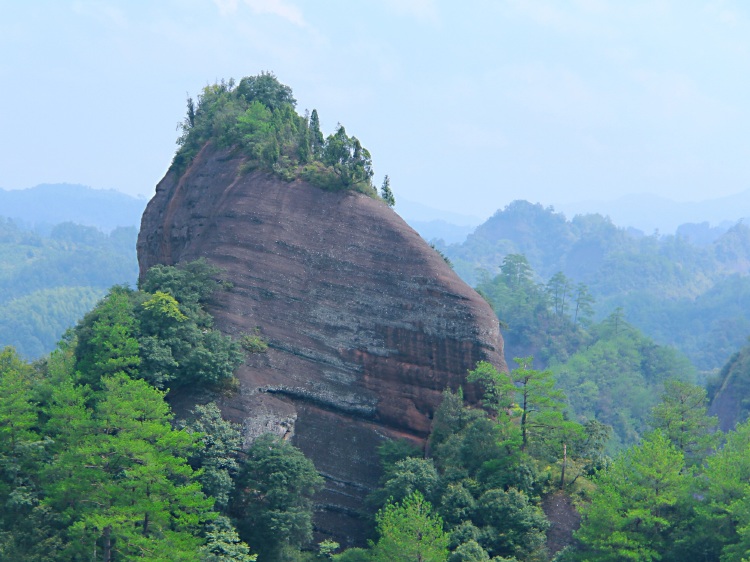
[440,200,750,371]
[475,254,697,450]
[0,218,138,358]
[708,338,750,431]
[4,262,749,562]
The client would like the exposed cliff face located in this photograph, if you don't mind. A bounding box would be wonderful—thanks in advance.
[709,342,750,432]
[138,142,507,544]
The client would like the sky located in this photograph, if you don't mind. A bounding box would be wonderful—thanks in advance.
[2,0,750,222]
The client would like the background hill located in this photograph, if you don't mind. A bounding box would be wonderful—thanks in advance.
[0,183,146,232]
[0,217,138,358]
[439,200,750,372]
[395,197,481,244]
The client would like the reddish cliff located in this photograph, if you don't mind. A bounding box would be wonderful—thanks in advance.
[137,141,507,544]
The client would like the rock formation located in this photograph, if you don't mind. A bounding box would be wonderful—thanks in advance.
[709,342,750,432]
[137,141,507,544]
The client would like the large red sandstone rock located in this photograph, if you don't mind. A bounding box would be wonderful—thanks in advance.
[137,142,507,544]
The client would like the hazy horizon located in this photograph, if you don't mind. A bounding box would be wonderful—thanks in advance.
[3,1,750,221]
[3,181,749,237]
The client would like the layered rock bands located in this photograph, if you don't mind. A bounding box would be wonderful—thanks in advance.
[137,142,507,544]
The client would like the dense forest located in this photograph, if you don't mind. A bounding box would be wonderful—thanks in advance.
[0,218,138,358]
[475,254,698,450]
[439,200,750,372]
[3,259,749,561]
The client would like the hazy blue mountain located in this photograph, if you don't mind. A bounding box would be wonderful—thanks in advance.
[0,183,147,232]
[558,189,750,234]
[406,219,476,244]
[395,197,482,226]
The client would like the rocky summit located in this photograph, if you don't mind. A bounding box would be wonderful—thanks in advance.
[137,141,507,544]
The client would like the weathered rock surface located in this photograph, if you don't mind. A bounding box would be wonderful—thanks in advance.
[709,342,750,432]
[138,142,507,544]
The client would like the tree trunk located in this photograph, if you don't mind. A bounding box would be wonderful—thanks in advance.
[103,525,112,562]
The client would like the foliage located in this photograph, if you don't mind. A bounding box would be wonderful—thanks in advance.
[366,387,557,562]
[231,433,324,560]
[73,285,141,385]
[474,256,588,366]
[0,218,138,359]
[0,283,254,560]
[477,257,702,452]
[474,488,548,560]
[650,379,720,466]
[468,358,576,456]
[551,317,696,450]
[380,175,395,207]
[369,457,442,508]
[200,515,257,562]
[677,418,750,561]
[0,346,51,557]
[442,201,750,372]
[574,431,687,562]
[241,329,269,354]
[0,260,259,559]
[43,374,216,560]
[370,491,449,562]
[173,73,388,201]
[74,260,244,390]
[183,403,244,510]
[0,285,104,360]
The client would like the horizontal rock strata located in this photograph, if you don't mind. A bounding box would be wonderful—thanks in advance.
[138,142,507,544]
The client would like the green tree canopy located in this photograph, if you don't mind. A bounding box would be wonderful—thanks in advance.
[575,431,687,562]
[370,491,449,562]
[43,374,216,561]
[173,73,386,199]
[231,433,324,559]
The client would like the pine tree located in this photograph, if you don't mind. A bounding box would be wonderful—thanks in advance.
[309,109,324,158]
[371,491,449,562]
[575,431,686,561]
[380,175,395,207]
[44,375,215,561]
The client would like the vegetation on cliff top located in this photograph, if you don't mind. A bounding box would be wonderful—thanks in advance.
[173,72,392,204]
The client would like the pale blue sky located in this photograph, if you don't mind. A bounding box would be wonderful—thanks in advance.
[2,1,749,220]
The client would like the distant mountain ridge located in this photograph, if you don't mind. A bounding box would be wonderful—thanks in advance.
[558,189,750,234]
[0,183,146,232]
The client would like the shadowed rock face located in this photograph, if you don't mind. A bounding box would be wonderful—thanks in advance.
[138,142,507,544]
[709,343,750,432]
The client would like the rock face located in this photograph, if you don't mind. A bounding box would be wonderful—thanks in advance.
[137,142,507,544]
[709,342,750,432]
